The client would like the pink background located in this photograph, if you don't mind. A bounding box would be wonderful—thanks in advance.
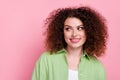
[0,0,120,80]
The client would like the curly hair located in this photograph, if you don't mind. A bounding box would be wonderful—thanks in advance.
[44,6,108,57]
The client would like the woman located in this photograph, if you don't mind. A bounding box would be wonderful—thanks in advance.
[32,6,108,80]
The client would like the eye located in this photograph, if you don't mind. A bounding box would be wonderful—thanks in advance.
[64,27,72,31]
[77,26,85,31]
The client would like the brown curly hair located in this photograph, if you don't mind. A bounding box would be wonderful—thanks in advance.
[44,6,108,57]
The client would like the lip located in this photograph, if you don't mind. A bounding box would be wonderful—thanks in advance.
[70,38,80,43]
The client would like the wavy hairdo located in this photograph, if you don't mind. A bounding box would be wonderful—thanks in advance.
[45,6,108,57]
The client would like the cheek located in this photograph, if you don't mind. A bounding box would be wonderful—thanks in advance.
[83,35,87,42]
[81,32,87,41]
[83,34,86,38]
[64,32,72,43]
[64,32,71,38]
[81,31,86,37]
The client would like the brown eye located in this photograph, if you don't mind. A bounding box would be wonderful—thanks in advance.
[65,27,71,31]
[77,26,84,31]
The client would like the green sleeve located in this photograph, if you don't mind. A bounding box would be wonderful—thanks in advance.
[32,53,48,80]
[97,61,107,80]
[91,56,107,80]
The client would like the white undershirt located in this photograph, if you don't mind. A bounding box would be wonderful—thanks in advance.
[68,69,78,80]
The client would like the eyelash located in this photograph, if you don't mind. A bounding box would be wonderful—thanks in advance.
[77,27,84,30]
[65,27,71,31]
[64,27,85,31]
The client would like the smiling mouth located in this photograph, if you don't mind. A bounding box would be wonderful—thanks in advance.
[70,38,80,43]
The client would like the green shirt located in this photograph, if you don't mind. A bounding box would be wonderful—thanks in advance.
[32,49,106,80]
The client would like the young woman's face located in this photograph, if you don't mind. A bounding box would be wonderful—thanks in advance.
[64,17,86,49]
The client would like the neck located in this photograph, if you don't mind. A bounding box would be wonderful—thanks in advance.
[66,46,83,57]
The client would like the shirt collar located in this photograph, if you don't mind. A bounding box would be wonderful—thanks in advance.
[56,48,67,54]
[56,48,90,60]
[82,51,90,60]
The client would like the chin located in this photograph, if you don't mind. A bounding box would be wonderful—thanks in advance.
[68,44,83,49]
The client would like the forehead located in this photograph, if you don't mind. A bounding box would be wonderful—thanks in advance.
[64,17,83,27]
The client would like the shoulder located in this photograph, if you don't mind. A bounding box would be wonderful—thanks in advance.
[37,51,51,62]
[83,54,105,70]
[37,51,62,63]
[34,51,51,70]
[84,52,104,67]
[89,56,103,63]
[89,55,106,71]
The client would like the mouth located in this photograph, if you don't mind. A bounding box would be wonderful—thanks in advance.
[70,38,80,43]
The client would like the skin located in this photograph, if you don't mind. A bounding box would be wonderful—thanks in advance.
[63,17,87,70]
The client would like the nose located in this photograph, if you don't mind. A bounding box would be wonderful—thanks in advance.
[72,30,78,37]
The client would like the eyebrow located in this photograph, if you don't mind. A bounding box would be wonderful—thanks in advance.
[64,25,84,28]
